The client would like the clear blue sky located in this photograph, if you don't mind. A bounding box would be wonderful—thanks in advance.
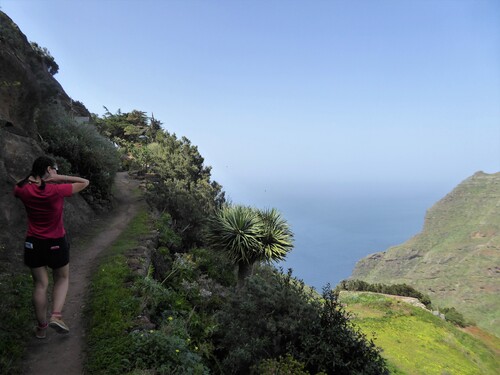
[2,0,499,203]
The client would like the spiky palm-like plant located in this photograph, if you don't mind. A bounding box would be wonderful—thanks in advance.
[258,208,294,262]
[208,205,294,285]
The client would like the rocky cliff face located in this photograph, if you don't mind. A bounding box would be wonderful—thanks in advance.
[351,172,500,336]
[0,12,93,267]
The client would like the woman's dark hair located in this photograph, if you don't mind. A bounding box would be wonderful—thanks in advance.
[17,156,56,189]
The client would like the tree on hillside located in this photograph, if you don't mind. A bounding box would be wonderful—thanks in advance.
[94,108,151,146]
[142,132,225,247]
[207,205,294,285]
[92,108,225,246]
[148,114,162,141]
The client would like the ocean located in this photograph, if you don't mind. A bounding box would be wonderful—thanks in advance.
[227,183,447,291]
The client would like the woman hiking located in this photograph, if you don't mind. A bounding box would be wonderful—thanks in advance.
[14,156,89,339]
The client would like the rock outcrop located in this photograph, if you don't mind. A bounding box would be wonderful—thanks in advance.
[0,12,93,267]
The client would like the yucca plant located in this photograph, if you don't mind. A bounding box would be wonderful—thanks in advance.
[257,208,294,261]
[207,205,294,285]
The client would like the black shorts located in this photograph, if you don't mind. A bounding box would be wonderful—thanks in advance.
[24,236,70,269]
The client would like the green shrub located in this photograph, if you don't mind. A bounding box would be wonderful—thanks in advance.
[35,103,120,201]
[156,212,182,251]
[190,247,236,287]
[128,328,208,374]
[133,275,173,318]
[297,286,388,375]
[147,177,223,248]
[143,249,230,354]
[440,306,468,327]
[213,268,388,375]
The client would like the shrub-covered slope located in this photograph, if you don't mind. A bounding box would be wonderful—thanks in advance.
[351,172,500,336]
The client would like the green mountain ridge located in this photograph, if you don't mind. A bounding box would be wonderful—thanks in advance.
[351,171,500,337]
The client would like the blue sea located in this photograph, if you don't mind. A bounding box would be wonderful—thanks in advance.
[225,182,448,291]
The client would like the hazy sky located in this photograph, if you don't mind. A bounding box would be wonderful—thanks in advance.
[2,0,499,203]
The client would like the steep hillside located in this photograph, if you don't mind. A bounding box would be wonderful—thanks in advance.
[0,11,93,266]
[339,291,500,375]
[351,172,500,336]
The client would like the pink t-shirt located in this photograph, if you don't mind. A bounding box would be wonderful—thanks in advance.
[14,182,73,239]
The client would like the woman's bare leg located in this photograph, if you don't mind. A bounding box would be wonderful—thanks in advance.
[30,267,49,325]
[51,264,69,314]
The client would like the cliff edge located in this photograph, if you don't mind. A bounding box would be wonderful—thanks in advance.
[351,171,500,336]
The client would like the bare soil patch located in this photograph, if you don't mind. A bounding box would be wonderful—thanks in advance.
[462,326,500,355]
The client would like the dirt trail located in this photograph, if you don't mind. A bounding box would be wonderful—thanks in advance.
[22,172,143,375]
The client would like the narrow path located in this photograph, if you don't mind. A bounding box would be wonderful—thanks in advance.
[22,172,143,375]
